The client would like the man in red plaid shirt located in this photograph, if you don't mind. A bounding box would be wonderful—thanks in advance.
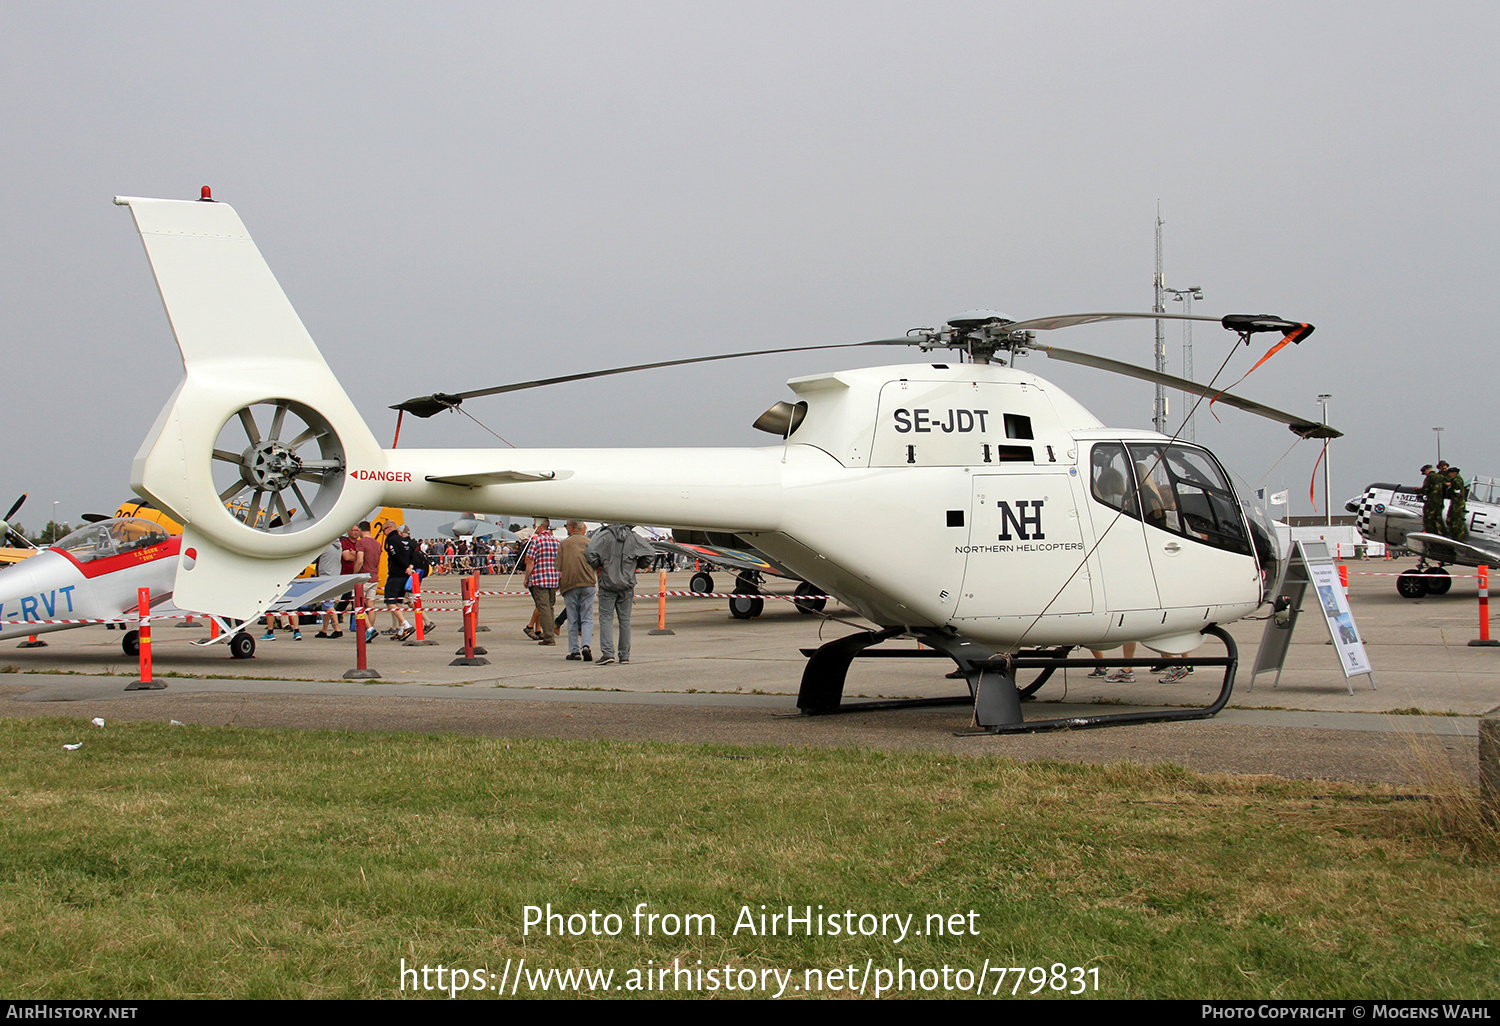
[524,518,562,646]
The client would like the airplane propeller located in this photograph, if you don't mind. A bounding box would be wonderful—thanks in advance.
[390,311,1333,436]
[0,493,34,547]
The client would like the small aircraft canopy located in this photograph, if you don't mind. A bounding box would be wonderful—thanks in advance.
[52,518,172,563]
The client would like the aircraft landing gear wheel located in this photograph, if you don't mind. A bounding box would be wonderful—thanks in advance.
[122,630,139,657]
[729,595,764,619]
[690,571,714,594]
[1426,567,1452,595]
[793,581,826,614]
[1396,568,1429,599]
[229,633,256,659]
[729,577,763,619]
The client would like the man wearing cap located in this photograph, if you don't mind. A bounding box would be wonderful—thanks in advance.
[1445,466,1469,541]
[558,521,595,662]
[1422,463,1444,534]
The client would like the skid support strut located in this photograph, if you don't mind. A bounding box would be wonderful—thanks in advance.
[794,628,1069,716]
[960,625,1240,734]
[796,626,906,713]
[793,626,1240,733]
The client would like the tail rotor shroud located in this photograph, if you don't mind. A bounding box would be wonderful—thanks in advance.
[212,400,346,532]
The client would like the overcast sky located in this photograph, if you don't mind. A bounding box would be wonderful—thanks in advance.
[3,1,1495,536]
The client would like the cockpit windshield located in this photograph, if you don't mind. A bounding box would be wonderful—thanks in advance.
[1089,442,1253,559]
[53,518,172,563]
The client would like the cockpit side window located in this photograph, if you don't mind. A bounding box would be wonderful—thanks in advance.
[1090,443,1140,520]
[1125,443,1252,557]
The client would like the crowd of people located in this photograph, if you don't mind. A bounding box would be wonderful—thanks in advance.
[257,517,666,664]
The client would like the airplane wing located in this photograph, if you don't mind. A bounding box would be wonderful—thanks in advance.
[1402,533,1500,567]
[654,541,793,578]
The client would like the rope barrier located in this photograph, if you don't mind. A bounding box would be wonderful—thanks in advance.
[4,591,838,630]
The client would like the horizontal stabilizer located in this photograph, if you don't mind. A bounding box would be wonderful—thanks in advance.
[268,573,369,611]
[425,470,558,487]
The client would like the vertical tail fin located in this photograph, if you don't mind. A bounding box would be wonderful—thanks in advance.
[117,195,385,618]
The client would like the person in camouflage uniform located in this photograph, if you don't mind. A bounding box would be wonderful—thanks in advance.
[1421,463,1444,534]
[1445,466,1469,541]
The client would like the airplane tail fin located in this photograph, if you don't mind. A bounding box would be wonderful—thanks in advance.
[116,195,386,619]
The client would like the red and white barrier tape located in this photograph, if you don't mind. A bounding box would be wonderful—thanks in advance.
[3,590,834,629]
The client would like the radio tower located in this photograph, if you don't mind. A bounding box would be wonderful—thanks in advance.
[1153,207,1166,433]
[1164,285,1203,441]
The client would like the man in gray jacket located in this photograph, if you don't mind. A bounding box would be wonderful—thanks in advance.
[585,523,656,665]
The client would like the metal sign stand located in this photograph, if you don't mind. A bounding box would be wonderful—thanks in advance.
[1250,540,1375,694]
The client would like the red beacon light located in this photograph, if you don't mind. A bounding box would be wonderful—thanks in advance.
[199,185,215,202]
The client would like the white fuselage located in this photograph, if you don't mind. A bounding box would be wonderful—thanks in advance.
[367,363,1265,653]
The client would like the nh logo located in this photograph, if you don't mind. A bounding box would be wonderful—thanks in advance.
[996,500,1045,540]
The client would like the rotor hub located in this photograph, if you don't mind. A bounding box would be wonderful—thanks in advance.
[240,441,303,492]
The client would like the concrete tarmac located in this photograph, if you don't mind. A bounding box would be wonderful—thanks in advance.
[1,560,1492,786]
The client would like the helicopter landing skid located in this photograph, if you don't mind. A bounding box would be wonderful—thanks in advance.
[957,625,1240,734]
[791,626,1239,733]
[791,630,1071,717]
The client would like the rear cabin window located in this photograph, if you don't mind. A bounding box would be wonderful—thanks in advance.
[1089,443,1140,519]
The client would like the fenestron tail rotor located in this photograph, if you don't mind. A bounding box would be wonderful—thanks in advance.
[118,194,388,620]
[211,400,347,531]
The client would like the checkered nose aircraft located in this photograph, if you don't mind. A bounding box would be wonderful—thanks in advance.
[1347,478,1500,597]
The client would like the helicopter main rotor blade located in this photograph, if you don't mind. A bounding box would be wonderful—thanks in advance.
[390,312,1315,418]
[1033,343,1340,439]
[391,338,914,417]
[1002,311,1314,337]
[1002,312,1222,333]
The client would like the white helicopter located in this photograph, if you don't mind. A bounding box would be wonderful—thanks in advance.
[114,192,1334,732]
[1346,477,1500,597]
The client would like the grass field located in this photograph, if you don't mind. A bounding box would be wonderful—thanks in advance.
[1,717,1495,999]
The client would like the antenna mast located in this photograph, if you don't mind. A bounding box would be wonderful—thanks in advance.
[1165,284,1204,442]
[1153,206,1166,433]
